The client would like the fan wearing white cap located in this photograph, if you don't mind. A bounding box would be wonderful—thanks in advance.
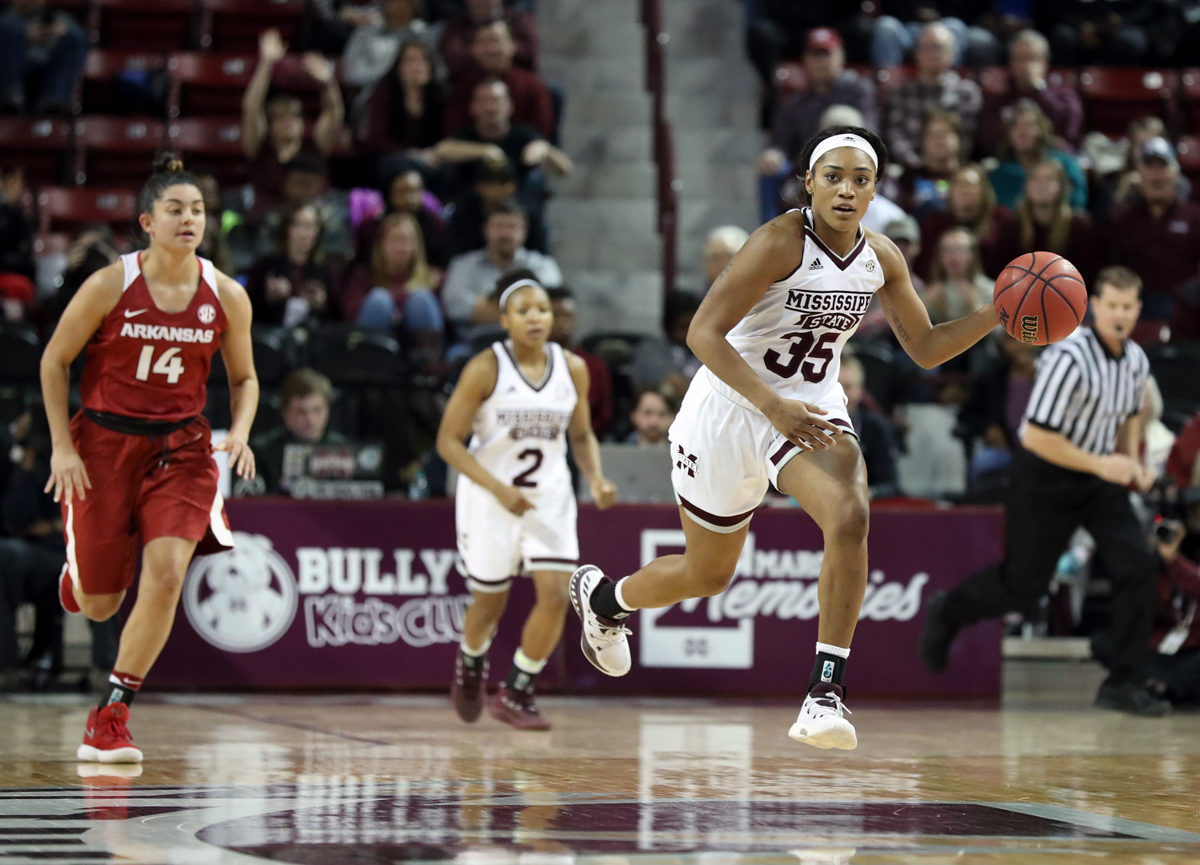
[436,269,617,731]
[568,125,1000,751]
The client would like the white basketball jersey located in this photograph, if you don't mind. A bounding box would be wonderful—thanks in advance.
[704,207,885,408]
[466,340,578,498]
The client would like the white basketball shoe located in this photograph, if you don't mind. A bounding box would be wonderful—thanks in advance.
[788,683,857,750]
[569,565,632,676]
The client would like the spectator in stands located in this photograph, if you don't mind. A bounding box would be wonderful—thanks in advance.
[42,224,117,335]
[447,156,547,255]
[922,226,994,326]
[443,199,561,334]
[1098,117,1192,218]
[444,20,553,139]
[629,291,703,392]
[625,387,678,448]
[0,0,87,115]
[547,285,613,439]
[1007,158,1098,286]
[441,0,538,77]
[1104,138,1200,333]
[1168,411,1200,489]
[243,30,346,218]
[840,355,902,499]
[988,99,1086,211]
[754,28,877,184]
[250,369,349,496]
[889,109,962,223]
[857,215,924,341]
[956,333,1039,485]
[311,0,383,55]
[871,2,1002,67]
[194,174,234,275]
[975,30,1083,157]
[343,0,440,88]
[246,204,338,330]
[356,39,447,170]
[0,167,34,325]
[702,226,750,293]
[884,22,982,168]
[916,164,1014,279]
[1040,0,1150,66]
[356,166,449,267]
[339,212,444,366]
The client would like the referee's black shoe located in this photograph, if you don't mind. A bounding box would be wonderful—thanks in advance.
[919,592,959,673]
[1094,678,1171,717]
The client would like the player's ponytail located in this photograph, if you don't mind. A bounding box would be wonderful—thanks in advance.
[140,151,199,216]
[794,126,889,205]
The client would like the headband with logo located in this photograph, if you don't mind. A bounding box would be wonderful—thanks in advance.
[498,278,543,310]
[808,133,878,173]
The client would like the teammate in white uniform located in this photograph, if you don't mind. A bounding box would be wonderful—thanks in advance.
[437,271,616,730]
[570,126,1001,749]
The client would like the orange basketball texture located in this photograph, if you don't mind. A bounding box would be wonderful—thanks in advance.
[992,252,1088,346]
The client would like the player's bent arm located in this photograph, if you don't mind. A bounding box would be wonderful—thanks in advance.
[40,263,124,452]
[436,351,509,498]
[872,232,998,370]
[565,353,615,507]
[1021,423,1115,478]
[687,220,806,416]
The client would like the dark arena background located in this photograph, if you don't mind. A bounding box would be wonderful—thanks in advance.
[4,0,1200,862]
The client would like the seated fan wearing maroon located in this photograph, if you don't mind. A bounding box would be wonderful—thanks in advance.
[993,252,1088,345]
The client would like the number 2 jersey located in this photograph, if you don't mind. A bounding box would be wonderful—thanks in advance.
[464,340,578,500]
[81,252,227,422]
[702,207,885,410]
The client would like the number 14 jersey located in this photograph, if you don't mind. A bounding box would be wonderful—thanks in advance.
[713,208,884,410]
[81,252,227,422]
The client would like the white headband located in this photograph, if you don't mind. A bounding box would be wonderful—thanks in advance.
[499,278,543,310]
[808,133,878,173]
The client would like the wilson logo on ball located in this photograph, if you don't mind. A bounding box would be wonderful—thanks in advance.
[1020,315,1039,343]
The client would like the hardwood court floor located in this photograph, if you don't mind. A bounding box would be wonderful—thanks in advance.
[3,693,1200,864]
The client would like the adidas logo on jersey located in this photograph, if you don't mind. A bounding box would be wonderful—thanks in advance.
[808,259,824,271]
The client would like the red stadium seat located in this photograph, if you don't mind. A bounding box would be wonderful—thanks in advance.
[88,0,198,52]
[200,0,307,54]
[75,117,167,186]
[38,187,138,233]
[0,118,72,187]
[1079,67,1179,137]
[168,52,256,119]
[1183,69,1200,133]
[167,118,247,185]
[80,50,168,116]
[1178,136,1200,192]
[873,64,917,92]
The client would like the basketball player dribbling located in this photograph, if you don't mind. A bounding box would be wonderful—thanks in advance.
[41,154,258,762]
[438,271,616,730]
[570,127,1001,749]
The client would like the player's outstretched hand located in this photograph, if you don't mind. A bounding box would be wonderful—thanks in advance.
[217,434,256,480]
[496,485,535,516]
[45,446,91,504]
[766,397,839,451]
[590,477,617,510]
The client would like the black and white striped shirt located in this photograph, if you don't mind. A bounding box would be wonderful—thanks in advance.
[1022,327,1150,456]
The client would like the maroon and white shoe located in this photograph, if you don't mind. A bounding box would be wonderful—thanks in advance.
[77,703,143,763]
[489,686,551,731]
[451,653,488,723]
[60,568,81,615]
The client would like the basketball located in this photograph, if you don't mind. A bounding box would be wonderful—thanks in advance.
[993,252,1088,346]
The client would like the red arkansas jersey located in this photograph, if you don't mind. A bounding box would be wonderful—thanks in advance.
[80,252,227,422]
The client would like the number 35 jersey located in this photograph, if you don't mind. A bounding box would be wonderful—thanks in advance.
[466,340,578,500]
[710,207,884,409]
[81,252,227,422]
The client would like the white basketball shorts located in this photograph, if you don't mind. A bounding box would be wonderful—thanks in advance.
[667,368,856,533]
[455,476,579,593]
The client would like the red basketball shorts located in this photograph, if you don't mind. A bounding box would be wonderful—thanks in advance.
[60,412,233,597]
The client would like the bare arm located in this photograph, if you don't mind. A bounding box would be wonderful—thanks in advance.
[872,229,999,369]
[565,353,615,508]
[687,217,840,451]
[215,274,259,480]
[39,263,124,503]
[435,351,532,515]
[434,138,506,164]
[522,139,573,177]
[242,30,286,159]
[1022,423,1139,486]
[305,53,346,155]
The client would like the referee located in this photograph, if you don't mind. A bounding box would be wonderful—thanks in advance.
[921,266,1168,716]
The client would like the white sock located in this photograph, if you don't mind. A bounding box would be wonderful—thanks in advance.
[816,641,850,658]
[614,576,636,612]
[513,648,547,675]
[461,636,492,657]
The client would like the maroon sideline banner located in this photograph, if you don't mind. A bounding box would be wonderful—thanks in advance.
[153,499,1004,697]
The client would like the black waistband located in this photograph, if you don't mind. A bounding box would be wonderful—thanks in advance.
[83,409,199,437]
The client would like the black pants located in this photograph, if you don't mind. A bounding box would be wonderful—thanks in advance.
[1093,632,1200,703]
[943,449,1156,680]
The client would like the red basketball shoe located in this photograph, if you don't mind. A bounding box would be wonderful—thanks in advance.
[60,569,81,615]
[77,703,143,763]
[489,687,551,731]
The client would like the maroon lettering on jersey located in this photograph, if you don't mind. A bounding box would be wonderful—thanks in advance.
[80,253,228,422]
